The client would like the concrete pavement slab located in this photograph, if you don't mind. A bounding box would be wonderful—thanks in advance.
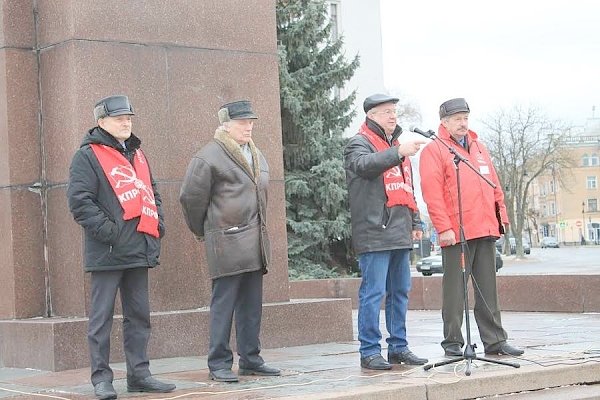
[1,310,600,399]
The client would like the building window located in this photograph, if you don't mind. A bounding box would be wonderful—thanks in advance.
[587,176,598,189]
[582,154,599,167]
[589,199,598,212]
[549,201,556,216]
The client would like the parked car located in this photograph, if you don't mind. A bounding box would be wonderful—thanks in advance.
[541,236,559,248]
[509,237,531,254]
[496,236,530,254]
[416,250,503,276]
[416,254,443,276]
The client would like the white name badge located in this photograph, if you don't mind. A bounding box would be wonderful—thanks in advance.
[479,165,490,175]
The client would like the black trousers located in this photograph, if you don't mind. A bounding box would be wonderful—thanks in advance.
[208,269,264,371]
[88,268,151,385]
[441,238,508,351]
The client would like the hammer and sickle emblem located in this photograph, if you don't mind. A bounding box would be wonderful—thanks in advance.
[109,165,155,205]
[110,165,137,188]
[385,166,402,179]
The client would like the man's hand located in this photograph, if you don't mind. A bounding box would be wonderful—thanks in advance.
[412,230,423,240]
[398,139,427,158]
[439,230,457,247]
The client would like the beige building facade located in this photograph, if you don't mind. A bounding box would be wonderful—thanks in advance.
[531,118,600,245]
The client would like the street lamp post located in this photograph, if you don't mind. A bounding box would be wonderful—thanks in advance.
[552,164,559,242]
[582,201,586,245]
[526,212,533,246]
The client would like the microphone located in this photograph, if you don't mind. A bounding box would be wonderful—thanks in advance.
[409,126,435,138]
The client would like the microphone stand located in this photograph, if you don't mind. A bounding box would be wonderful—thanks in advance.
[420,130,520,376]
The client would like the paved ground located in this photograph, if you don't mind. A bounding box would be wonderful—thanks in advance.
[412,246,600,277]
[2,310,600,400]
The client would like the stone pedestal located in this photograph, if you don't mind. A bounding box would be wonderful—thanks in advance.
[0,1,352,371]
[0,299,352,371]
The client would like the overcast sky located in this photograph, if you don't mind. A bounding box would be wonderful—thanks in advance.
[380,0,600,133]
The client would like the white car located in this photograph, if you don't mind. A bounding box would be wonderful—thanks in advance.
[541,236,559,248]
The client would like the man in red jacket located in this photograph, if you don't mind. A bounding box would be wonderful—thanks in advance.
[419,98,524,358]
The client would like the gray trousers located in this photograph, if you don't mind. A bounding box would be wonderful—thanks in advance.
[208,269,264,371]
[441,237,508,351]
[88,268,151,385]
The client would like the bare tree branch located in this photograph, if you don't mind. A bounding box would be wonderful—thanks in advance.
[479,105,576,257]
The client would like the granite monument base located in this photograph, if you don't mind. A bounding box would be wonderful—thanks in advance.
[0,298,352,372]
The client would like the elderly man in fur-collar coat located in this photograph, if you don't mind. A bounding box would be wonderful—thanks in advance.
[180,100,280,383]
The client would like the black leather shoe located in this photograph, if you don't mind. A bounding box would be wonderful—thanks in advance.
[209,368,239,382]
[485,342,524,356]
[360,354,392,370]
[127,376,176,393]
[444,344,463,357]
[388,349,428,365]
[239,363,281,376]
[94,381,117,400]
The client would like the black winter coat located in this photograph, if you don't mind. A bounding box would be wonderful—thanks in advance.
[344,119,421,255]
[67,127,165,272]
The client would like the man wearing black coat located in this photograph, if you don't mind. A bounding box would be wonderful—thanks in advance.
[67,95,175,399]
[344,94,428,370]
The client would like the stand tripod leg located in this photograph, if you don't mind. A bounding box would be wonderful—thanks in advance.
[424,343,477,372]
[474,356,520,369]
[423,356,464,371]
[424,354,520,374]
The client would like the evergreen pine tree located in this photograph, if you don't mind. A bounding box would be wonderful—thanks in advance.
[276,0,359,279]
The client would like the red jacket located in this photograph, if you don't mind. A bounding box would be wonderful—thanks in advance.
[419,124,509,245]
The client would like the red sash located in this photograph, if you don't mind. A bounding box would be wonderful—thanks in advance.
[90,144,159,238]
[360,123,418,211]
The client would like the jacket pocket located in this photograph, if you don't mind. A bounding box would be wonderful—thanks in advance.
[381,205,390,229]
[95,204,119,244]
[205,221,263,278]
[85,231,113,267]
